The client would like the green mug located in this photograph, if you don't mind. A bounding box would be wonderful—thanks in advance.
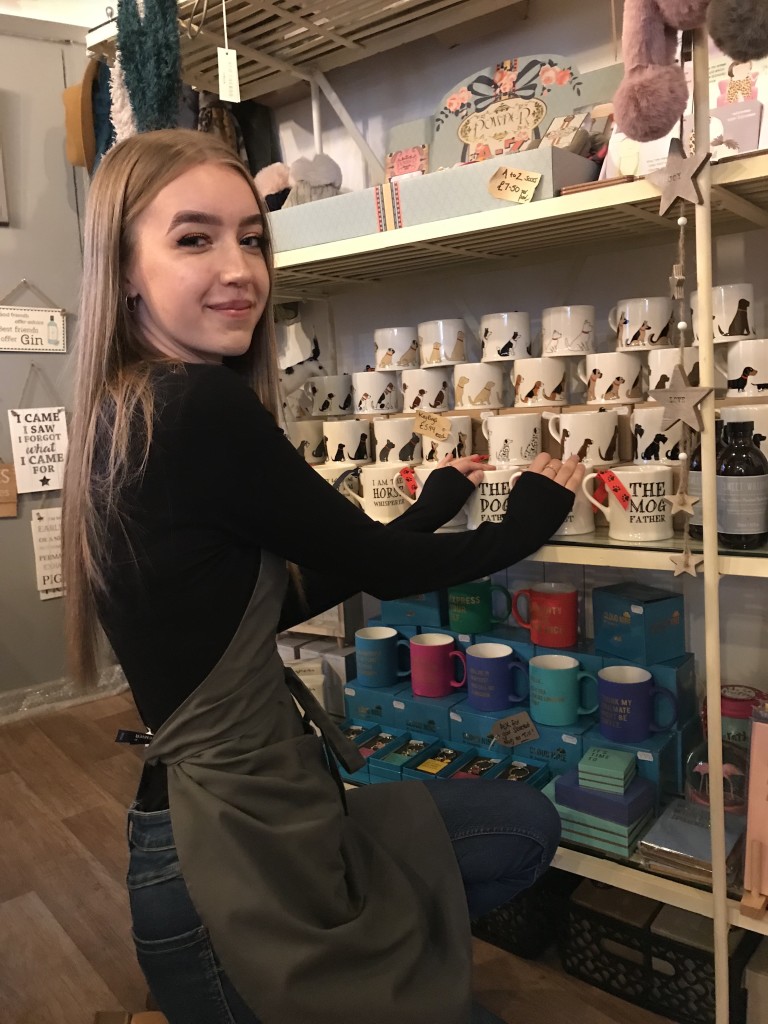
[447,577,512,634]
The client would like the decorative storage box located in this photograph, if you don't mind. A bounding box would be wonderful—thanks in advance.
[343,680,409,725]
[592,583,685,664]
[392,689,467,737]
[270,187,382,251]
[380,592,448,629]
[560,881,758,1024]
[583,725,677,799]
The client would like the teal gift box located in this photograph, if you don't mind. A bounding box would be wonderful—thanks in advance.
[534,641,604,677]
[337,720,383,784]
[392,689,467,736]
[368,731,441,783]
[592,583,685,664]
[583,725,678,800]
[380,592,448,629]
[603,652,698,723]
[343,680,409,726]
[474,625,535,662]
[447,701,519,750]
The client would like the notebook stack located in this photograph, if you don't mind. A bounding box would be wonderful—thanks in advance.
[637,798,746,886]
[543,746,655,858]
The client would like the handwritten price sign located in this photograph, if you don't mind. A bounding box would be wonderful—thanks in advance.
[490,711,540,748]
[487,167,542,205]
[414,410,452,441]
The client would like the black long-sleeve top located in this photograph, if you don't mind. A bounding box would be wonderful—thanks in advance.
[98,363,573,739]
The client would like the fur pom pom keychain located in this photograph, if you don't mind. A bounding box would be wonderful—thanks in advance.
[614,0,710,142]
[708,0,768,61]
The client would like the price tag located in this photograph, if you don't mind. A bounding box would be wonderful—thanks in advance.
[217,47,241,103]
[414,410,452,441]
[490,711,540,748]
[487,167,542,205]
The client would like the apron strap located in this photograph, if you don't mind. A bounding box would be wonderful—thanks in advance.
[284,669,365,774]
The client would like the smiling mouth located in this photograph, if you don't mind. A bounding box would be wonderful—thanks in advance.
[208,301,253,312]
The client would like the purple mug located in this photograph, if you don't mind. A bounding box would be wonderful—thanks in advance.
[598,665,678,743]
[458,642,529,712]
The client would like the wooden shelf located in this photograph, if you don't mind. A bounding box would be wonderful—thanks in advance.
[272,152,768,300]
[86,0,524,101]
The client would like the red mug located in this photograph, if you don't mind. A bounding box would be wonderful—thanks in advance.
[399,633,467,698]
[511,582,578,648]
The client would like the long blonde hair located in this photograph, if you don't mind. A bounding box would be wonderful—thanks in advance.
[63,129,281,685]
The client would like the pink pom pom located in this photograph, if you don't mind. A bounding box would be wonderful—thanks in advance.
[656,0,710,30]
[614,63,689,142]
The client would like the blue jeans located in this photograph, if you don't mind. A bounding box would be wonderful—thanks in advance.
[127,779,560,1024]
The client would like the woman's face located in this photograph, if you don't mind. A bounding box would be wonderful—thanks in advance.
[125,162,270,364]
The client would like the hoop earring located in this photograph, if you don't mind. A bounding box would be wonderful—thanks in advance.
[125,294,138,313]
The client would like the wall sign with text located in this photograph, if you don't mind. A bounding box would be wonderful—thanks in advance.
[0,306,66,353]
[8,407,69,492]
[30,507,63,600]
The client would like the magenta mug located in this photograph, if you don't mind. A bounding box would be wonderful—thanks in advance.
[398,633,467,698]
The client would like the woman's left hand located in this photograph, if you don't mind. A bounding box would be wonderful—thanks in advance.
[437,453,496,488]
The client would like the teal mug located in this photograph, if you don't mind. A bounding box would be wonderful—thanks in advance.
[528,654,599,727]
[448,577,512,634]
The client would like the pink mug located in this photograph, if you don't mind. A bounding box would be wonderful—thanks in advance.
[399,633,467,698]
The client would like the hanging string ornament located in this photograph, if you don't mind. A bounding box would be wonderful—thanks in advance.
[116,0,182,134]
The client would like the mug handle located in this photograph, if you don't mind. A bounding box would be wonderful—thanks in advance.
[392,470,418,505]
[582,471,612,523]
[449,650,467,687]
[576,358,587,385]
[649,686,678,732]
[396,639,411,678]
[714,348,728,379]
[577,671,599,715]
[481,416,495,441]
[511,589,531,631]
[607,305,619,333]
[548,415,562,443]
[490,585,513,624]
[509,658,529,703]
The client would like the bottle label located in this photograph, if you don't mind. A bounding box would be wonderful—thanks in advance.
[717,475,768,534]
[688,471,703,527]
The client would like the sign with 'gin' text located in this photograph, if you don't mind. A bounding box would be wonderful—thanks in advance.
[0,306,66,353]
[8,407,69,493]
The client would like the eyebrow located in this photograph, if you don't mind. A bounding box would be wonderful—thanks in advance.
[167,211,263,232]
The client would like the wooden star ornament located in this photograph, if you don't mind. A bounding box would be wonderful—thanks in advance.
[668,490,699,516]
[647,138,711,216]
[648,364,712,431]
[670,549,705,577]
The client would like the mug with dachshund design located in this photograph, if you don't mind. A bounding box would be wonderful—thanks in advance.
[371,417,422,464]
[547,409,621,467]
[324,418,372,466]
[715,339,768,397]
[542,305,595,356]
[480,311,531,362]
[691,284,756,343]
[453,362,504,410]
[418,319,470,366]
[577,352,644,404]
[510,357,568,406]
[421,415,473,464]
[646,347,701,393]
[630,406,685,466]
[401,368,452,412]
[374,326,420,370]
[352,370,401,414]
[609,296,673,350]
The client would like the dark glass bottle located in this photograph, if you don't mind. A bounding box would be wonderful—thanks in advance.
[717,421,768,550]
[688,420,725,540]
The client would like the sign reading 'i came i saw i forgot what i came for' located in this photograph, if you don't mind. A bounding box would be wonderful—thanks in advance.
[7,407,68,492]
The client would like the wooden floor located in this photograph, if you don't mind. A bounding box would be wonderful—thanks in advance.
[0,691,671,1024]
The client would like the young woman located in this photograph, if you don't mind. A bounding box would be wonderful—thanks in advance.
[62,129,584,1024]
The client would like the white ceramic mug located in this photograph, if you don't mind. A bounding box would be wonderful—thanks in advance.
[352,370,400,414]
[393,464,471,532]
[553,476,597,536]
[691,284,756,342]
[285,418,325,464]
[467,468,517,527]
[342,464,413,522]
[453,362,504,410]
[480,312,531,361]
[646,347,701,392]
[401,368,452,412]
[374,326,420,370]
[324,418,372,465]
[482,412,541,466]
[419,319,469,365]
[301,374,353,416]
[608,296,674,350]
[582,464,673,541]
[577,352,644,404]
[715,339,768,397]
[420,415,473,464]
[630,406,686,465]
[542,305,596,356]
[371,417,422,464]
[548,409,621,466]
[314,462,360,498]
[511,357,568,406]
[720,405,768,452]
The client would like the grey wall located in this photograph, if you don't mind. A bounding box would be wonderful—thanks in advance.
[0,33,88,699]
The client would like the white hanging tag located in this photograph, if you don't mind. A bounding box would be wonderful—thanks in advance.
[218,47,240,103]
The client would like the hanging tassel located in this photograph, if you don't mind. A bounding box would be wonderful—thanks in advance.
[109,53,138,143]
[117,0,181,134]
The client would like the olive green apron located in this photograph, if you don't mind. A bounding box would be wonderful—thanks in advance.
[143,550,472,1024]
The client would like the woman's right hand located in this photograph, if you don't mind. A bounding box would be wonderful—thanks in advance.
[525,452,585,493]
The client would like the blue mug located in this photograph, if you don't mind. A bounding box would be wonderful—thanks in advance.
[529,654,598,727]
[457,642,528,712]
[355,626,410,688]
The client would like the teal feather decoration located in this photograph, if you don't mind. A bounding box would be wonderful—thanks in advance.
[117,0,181,133]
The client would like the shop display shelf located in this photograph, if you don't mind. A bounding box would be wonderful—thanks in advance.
[86,0,523,102]
[271,153,768,300]
[553,846,768,938]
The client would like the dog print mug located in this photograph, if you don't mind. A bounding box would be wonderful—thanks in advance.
[582,464,673,541]
[510,357,568,406]
[371,417,422,464]
[420,415,473,464]
[401,368,452,413]
[609,296,674,350]
[419,319,470,366]
[324,418,372,465]
[352,370,400,414]
[547,409,621,466]
[285,418,325,465]
[541,305,595,356]
[374,326,420,370]
[483,412,541,466]
[577,352,644,404]
[480,311,531,362]
[630,406,685,465]
[453,362,504,410]
[691,284,756,343]
[716,338,768,397]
